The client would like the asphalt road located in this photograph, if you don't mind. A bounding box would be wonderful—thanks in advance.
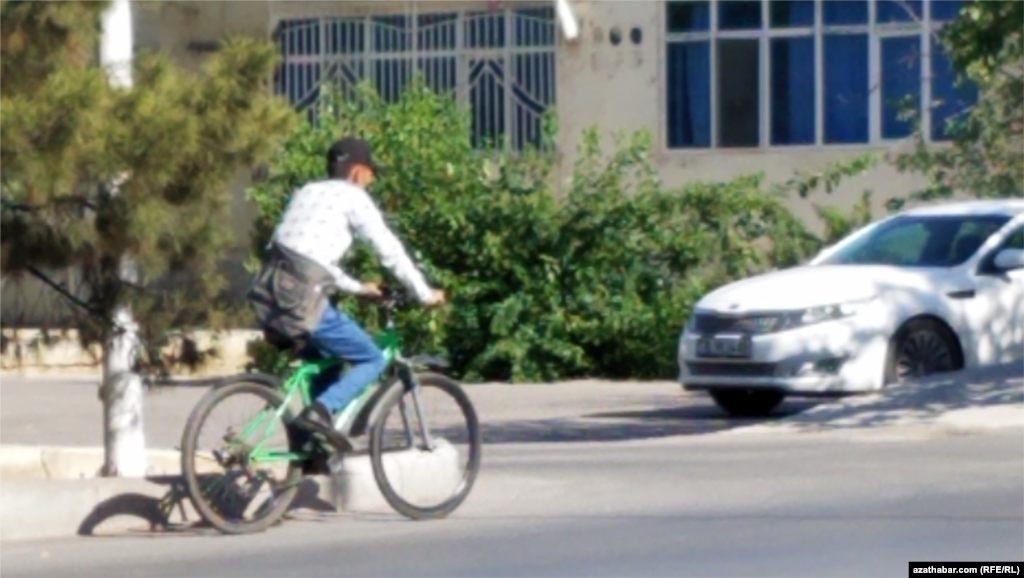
[0,377,819,449]
[4,427,1022,577]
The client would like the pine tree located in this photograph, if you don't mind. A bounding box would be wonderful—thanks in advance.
[0,0,297,475]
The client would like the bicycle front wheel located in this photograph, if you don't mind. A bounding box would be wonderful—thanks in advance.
[369,372,482,520]
[180,378,305,534]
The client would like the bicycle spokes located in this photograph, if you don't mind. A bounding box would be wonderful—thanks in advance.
[190,391,295,523]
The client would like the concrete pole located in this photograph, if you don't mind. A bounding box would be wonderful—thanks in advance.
[99,0,146,478]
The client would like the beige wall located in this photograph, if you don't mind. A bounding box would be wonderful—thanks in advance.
[555,0,927,228]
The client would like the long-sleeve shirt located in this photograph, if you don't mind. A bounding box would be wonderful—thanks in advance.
[270,179,435,303]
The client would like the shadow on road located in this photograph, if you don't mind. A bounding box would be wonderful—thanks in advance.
[77,474,336,540]
[479,400,820,444]
[756,362,1024,433]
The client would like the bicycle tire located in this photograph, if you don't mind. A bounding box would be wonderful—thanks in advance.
[180,378,304,535]
[368,372,482,520]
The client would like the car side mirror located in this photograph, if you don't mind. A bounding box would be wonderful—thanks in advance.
[993,248,1024,271]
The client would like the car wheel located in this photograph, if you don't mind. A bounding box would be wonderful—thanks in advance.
[885,318,960,385]
[709,389,785,418]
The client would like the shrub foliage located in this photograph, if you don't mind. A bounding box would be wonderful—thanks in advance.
[246,81,877,383]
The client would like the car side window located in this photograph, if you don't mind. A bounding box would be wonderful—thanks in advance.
[949,220,1007,263]
[999,226,1024,250]
[850,223,929,265]
[977,224,1024,274]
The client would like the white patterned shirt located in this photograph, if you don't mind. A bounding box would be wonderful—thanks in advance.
[271,179,435,303]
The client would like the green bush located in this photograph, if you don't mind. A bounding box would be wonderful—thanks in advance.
[246,79,872,383]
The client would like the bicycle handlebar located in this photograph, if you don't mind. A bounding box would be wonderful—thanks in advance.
[374,284,408,309]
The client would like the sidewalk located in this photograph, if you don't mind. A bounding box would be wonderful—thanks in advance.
[726,361,1024,436]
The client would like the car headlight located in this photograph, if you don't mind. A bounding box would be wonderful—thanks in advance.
[684,298,873,336]
[776,299,870,331]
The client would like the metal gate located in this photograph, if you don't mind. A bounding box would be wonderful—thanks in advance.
[273,4,557,150]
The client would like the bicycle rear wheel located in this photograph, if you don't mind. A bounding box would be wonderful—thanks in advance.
[368,372,482,520]
[180,378,305,534]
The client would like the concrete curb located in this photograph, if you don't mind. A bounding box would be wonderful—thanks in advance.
[0,445,186,480]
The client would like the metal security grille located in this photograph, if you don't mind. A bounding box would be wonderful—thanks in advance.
[273,4,557,150]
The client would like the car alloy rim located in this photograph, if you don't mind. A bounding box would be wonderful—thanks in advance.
[895,329,954,380]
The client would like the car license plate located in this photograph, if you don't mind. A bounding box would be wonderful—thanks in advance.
[696,334,752,358]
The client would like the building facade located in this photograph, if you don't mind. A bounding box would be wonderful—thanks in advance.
[144,0,972,214]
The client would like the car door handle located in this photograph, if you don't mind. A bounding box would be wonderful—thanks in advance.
[946,289,976,299]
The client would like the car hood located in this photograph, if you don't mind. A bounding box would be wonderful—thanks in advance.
[696,265,949,313]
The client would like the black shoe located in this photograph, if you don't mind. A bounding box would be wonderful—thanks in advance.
[293,402,353,453]
[301,445,333,476]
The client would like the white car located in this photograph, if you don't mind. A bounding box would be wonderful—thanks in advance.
[678,199,1024,417]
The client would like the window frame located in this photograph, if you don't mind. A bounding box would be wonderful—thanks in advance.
[659,0,971,152]
[268,1,558,151]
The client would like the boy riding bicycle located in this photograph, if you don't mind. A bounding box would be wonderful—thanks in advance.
[247,137,445,452]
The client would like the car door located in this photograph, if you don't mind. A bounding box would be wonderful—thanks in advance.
[961,223,1024,366]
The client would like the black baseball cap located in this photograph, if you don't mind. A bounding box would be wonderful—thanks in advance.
[326,136,384,175]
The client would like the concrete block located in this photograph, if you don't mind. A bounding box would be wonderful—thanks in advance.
[0,445,44,479]
[0,477,191,541]
[0,445,189,480]
[332,439,462,513]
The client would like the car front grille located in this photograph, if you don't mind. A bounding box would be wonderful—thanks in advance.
[686,362,777,378]
[691,313,781,335]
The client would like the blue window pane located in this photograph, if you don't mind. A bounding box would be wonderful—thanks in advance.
[824,1,868,24]
[719,0,762,30]
[283,62,322,109]
[666,41,711,148]
[513,53,555,148]
[325,18,365,55]
[374,59,412,103]
[770,0,815,27]
[930,0,964,21]
[469,59,506,147]
[418,56,457,95]
[417,13,457,51]
[930,44,978,140]
[514,7,556,48]
[881,36,922,139]
[373,15,410,52]
[877,0,923,23]
[771,37,815,145]
[465,12,506,49]
[717,39,760,147]
[666,1,710,32]
[824,34,869,144]
[281,19,321,57]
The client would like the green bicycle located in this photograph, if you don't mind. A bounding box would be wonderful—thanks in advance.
[179,285,482,534]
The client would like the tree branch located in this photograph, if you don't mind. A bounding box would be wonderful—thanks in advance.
[24,265,106,321]
[1,197,99,214]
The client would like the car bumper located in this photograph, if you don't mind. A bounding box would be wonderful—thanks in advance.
[678,317,889,395]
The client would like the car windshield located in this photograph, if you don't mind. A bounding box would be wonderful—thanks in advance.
[819,214,1011,268]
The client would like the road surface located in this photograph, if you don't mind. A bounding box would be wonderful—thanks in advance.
[4,426,1022,577]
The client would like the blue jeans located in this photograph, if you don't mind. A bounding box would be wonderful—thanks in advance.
[305,306,387,414]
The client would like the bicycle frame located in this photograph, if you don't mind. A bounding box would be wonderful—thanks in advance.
[240,313,433,466]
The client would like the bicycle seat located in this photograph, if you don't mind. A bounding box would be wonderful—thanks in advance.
[262,327,309,356]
